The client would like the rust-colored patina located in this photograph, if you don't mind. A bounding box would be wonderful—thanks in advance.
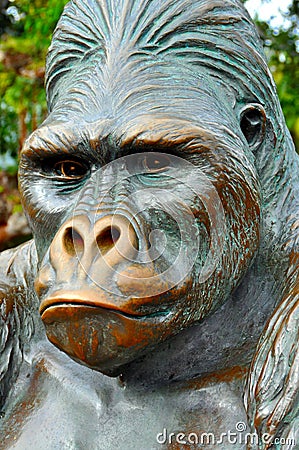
[0,0,298,449]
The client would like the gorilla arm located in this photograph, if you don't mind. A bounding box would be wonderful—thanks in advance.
[0,241,38,411]
[245,249,299,447]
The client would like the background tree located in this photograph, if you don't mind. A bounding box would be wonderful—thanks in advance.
[0,0,68,173]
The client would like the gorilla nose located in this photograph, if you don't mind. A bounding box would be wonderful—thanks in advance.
[62,221,122,257]
[51,214,138,269]
[96,225,121,255]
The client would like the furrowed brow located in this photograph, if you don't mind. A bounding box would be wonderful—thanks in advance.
[119,121,218,153]
[21,126,89,159]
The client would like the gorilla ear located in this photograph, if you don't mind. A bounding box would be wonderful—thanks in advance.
[240,104,266,152]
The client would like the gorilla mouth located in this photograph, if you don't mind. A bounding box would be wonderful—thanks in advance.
[40,297,173,375]
[39,292,170,320]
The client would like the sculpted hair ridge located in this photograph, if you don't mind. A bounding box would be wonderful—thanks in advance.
[46,0,274,108]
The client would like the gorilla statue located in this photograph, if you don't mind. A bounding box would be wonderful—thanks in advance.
[0,0,298,448]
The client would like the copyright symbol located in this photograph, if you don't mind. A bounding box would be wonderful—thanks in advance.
[236,422,246,432]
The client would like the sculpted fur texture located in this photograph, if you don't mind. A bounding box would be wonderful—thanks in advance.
[0,1,298,449]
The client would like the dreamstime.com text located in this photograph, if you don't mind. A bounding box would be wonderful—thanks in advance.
[156,423,296,447]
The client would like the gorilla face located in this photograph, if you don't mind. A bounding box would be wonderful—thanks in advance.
[19,68,264,375]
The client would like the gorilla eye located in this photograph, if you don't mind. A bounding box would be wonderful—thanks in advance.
[53,160,88,179]
[240,105,266,150]
[141,153,171,173]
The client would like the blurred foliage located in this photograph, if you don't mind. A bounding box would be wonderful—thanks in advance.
[0,0,67,242]
[0,0,298,177]
[0,0,68,174]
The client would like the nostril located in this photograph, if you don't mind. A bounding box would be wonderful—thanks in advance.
[97,226,120,255]
[63,227,84,256]
[111,226,121,243]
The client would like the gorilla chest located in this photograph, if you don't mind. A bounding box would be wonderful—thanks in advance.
[1,354,248,450]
